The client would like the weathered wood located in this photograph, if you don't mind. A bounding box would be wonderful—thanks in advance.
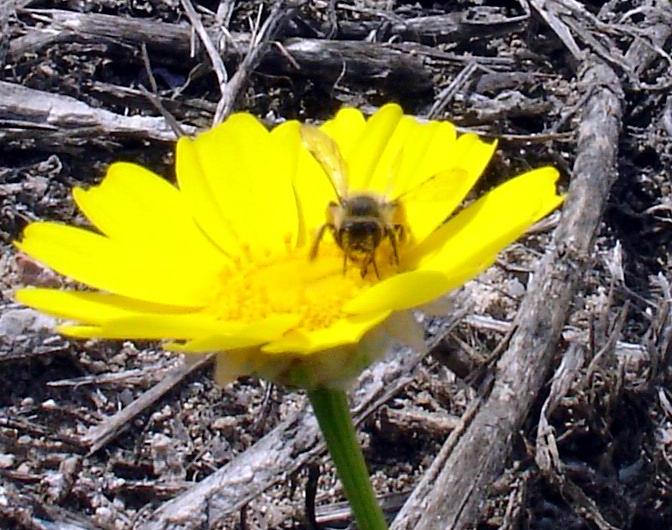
[272,37,432,92]
[315,8,528,44]
[623,0,672,79]
[0,0,14,68]
[0,81,195,148]
[391,58,624,530]
[10,9,432,93]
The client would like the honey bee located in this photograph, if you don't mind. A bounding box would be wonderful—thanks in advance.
[301,125,408,279]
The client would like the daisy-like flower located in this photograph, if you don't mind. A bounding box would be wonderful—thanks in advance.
[15,103,562,389]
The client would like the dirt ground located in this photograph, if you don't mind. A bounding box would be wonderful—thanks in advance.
[1,0,672,529]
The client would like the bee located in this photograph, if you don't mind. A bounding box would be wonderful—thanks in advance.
[302,120,476,279]
[300,125,408,279]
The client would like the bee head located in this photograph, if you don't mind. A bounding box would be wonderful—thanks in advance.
[339,219,383,253]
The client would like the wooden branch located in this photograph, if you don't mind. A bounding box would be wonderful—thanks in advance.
[391,58,624,530]
[0,0,14,68]
[0,81,195,149]
[378,405,461,440]
[10,9,432,93]
[315,8,528,44]
[138,299,469,530]
[271,37,433,92]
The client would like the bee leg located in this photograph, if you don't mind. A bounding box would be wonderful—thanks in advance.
[310,223,334,260]
[361,252,380,279]
[394,224,405,243]
[386,226,400,266]
[339,231,350,275]
[371,254,380,279]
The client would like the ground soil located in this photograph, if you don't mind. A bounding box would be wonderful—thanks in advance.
[1,0,672,529]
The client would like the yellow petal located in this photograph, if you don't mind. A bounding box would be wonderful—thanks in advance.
[66,314,243,339]
[58,312,298,344]
[262,310,391,354]
[346,103,404,190]
[401,134,497,244]
[168,314,302,351]
[320,107,367,161]
[73,163,226,266]
[189,114,299,254]
[342,270,456,314]
[411,166,563,272]
[365,115,424,195]
[267,120,303,249]
[15,288,187,324]
[400,120,458,194]
[457,134,498,187]
[400,167,471,246]
[176,137,240,253]
[17,222,217,306]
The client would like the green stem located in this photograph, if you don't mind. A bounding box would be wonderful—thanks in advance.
[307,386,388,530]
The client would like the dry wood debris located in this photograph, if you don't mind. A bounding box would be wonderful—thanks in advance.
[1,0,672,529]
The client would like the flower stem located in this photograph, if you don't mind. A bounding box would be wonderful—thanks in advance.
[307,386,388,530]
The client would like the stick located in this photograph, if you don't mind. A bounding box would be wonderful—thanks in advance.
[392,57,624,530]
[214,0,289,123]
[180,0,229,100]
[9,10,432,94]
[0,81,196,150]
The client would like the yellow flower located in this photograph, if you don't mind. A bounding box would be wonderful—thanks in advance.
[15,104,562,389]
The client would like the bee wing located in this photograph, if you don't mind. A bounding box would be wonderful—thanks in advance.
[300,125,349,200]
[393,168,475,242]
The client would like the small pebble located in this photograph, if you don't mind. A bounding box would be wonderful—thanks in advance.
[212,416,237,435]
[42,399,57,409]
[0,454,15,469]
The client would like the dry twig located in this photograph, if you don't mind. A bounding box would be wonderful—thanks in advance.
[0,81,196,149]
[214,0,289,123]
[392,57,624,530]
[181,0,229,92]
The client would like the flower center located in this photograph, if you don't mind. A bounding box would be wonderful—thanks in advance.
[205,241,389,331]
